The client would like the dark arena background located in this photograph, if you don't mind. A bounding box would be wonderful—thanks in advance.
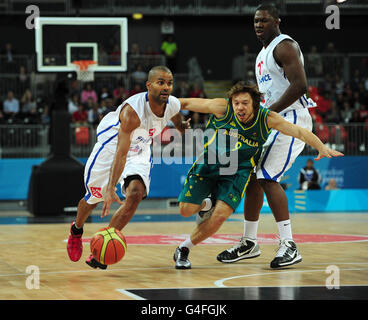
[0,0,367,315]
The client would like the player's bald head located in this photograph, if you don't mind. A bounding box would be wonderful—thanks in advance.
[148,66,173,82]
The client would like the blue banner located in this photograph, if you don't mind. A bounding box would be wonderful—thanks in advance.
[1,156,368,212]
[281,156,368,191]
[0,158,44,200]
[234,189,368,213]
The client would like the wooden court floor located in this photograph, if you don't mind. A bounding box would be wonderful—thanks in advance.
[0,212,367,300]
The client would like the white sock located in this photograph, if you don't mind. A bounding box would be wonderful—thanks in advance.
[179,237,194,249]
[243,219,258,240]
[74,221,83,229]
[277,219,293,241]
[201,198,212,211]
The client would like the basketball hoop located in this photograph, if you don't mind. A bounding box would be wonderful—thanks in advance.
[72,60,97,82]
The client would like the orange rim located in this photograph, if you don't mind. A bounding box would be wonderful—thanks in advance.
[72,60,97,71]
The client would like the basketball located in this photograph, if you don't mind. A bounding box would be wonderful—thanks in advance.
[90,227,127,265]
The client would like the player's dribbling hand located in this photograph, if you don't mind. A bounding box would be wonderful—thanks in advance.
[101,191,124,218]
[315,147,344,161]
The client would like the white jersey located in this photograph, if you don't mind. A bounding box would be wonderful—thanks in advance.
[255,34,316,114]
[96,92,181,159]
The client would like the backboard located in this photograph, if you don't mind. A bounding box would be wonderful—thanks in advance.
[34,17,128,72]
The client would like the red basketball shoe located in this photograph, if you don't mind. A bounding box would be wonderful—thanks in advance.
[67,222,83,262]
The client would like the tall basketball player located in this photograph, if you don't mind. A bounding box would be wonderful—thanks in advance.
[217,3,317,268]
[67,66,189,269]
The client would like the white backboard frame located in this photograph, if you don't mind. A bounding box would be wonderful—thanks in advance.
[35,17,128,72]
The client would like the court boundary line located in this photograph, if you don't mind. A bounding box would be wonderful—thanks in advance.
[115,284,368,300]
[214,267,368,287]
[1,262,368,278]
[116,289,146,300]
[117,283,368,291]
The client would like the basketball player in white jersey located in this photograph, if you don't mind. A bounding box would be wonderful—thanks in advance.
[67,66,189,269]
[217,4,316,268]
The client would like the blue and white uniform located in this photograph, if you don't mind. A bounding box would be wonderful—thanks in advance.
[255,34,316,182]
[84,92,181,204]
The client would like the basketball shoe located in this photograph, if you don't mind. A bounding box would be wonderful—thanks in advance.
[85,254,108,270]
[270,239,302,269]
[217,237,261,263]
[196,194,216,225]
[173,247,191,269]
[67,222,83,262]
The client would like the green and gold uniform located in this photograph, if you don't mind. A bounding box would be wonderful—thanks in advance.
[178,103,271,211]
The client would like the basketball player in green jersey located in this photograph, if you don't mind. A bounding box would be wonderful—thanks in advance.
[173,82,343,269]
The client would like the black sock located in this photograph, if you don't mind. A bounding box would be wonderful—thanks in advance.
[71,222,83,235]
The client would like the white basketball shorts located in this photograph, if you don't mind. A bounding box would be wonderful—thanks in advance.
[83,142,152,204]
[256,108,313,182]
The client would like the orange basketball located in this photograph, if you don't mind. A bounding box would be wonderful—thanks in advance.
[90,227,127,265]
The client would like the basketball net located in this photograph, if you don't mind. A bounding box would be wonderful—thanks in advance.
[72,60,97,82]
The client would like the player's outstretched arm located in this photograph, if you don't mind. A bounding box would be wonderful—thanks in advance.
[179,98,227,118]
[267,111,344,161]
[101,104,140,218]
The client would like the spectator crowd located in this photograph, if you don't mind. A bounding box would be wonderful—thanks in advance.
[1,40,368,152]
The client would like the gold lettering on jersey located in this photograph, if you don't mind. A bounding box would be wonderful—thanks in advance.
[222,129,259,147]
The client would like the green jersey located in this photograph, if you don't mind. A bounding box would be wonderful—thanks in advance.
[196,103,272,175]
[179,103,272,210]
